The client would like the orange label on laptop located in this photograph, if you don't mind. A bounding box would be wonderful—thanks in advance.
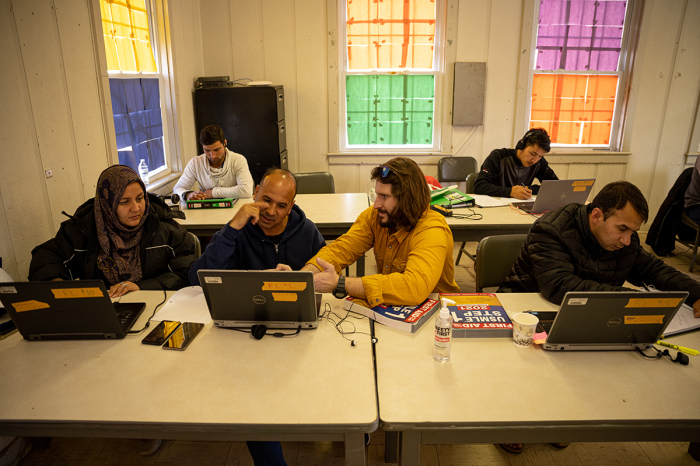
[573,187,587,192]
[272,292,298,302]
[262,282,307,291]
[572,180,594,186]
[13,300,50,313]
[624,315,664,324]
[51,287,104,299]
[625,298,682,308]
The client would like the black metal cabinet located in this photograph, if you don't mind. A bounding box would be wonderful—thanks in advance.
[194,85,287,185]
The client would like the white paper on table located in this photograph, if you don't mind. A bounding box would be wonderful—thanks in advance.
[663,303,700,337]
[469,194,510,208]
[152,286,211,324]
[500,195,537,204]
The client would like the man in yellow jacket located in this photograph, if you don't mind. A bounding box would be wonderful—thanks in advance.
[302,157,460,305]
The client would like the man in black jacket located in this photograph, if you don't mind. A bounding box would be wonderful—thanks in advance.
[474,128,558,200]
[499,181,700,317]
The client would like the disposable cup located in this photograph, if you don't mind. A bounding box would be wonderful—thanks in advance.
[512,312,539,348]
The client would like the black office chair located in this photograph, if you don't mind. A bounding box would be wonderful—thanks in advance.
[465,172,478,194]
[187,232,202,258]
[475,234,527,292]
[437,157,478,185]
[295,172,335,194]
[678,213,700,272]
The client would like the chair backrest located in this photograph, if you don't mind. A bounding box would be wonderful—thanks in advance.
[465,172,478,194]
[295,172,335,194]
[187,232,202,258]
[475,234,527,292]
[437,157,478,184]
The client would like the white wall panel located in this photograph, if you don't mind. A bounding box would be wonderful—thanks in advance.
[230,0,265,81]
[13,0,85,231]
[200,0,234,77]
[55,0,110,198]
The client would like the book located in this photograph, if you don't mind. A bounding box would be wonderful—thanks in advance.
[343,297,440,333]
[186,198,236,209]
[438,293,513,338]
[429,188,475,208]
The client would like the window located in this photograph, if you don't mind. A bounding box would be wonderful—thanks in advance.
[340,0,443,150]
[527,0,639,148]
[100,0,174,182]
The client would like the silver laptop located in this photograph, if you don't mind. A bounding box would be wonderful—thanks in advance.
[543,291,688,351]
[514,179,595,214]
[0,280,145,340]
[198,270,320,329]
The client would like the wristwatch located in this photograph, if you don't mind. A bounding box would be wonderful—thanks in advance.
[333,274,348,299]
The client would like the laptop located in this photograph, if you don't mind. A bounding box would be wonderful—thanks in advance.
[543,291,688,351]
[198,270,320,329]
[513,179,595,214]
[0,280,146,340]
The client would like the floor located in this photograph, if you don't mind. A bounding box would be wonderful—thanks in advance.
[18,233,700,466]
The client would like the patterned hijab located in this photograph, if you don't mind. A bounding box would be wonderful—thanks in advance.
[95,165,150,285]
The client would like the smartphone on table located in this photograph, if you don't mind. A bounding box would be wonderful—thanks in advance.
[162,322,204,351]
[142,320,181,346]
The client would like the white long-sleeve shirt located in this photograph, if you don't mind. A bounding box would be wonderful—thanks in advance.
[173,148,254,200]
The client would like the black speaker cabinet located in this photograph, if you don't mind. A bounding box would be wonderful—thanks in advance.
[194,85,287,185]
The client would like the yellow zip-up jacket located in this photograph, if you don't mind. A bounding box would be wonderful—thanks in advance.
[306,206,460,306]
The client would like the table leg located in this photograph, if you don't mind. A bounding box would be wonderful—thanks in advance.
[344,433,366,466]
[689,442,700,460]
[384,431,398,463]
[398,431,420,466]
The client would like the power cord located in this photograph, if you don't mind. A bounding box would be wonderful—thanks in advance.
[321,303,377,346]
[635,346,689,365]
[127,289,168,335]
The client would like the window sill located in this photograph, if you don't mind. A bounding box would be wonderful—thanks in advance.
[145,172,181,194]
[545,151,630,164]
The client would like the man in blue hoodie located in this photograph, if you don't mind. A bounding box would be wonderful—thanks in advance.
[188,168,326,284]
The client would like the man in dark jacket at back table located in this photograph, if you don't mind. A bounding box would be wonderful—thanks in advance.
[474,128,558,200]
[499,181,700,317]
[188,168,326,285]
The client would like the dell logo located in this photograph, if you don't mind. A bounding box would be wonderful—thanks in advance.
[253,295,266,305]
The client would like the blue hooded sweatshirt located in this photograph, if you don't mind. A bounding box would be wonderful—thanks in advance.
[188,204,326,285]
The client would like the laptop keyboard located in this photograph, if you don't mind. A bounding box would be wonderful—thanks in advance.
[117,310,134,327]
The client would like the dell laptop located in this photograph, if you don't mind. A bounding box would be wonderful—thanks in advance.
[513,179,595,214]
[543,291,687,351]
[0,280,146,340]
[198,270,320,329]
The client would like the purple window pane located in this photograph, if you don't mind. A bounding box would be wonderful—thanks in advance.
[535,0,627,71]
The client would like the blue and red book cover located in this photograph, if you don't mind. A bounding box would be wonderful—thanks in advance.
[343,297,440,333]
[438,293,513,338]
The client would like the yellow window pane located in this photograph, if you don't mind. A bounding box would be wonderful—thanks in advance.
[347,0,435,70]
[109,4,132,39]
[134,41,157,72]
[115,36,137,72]
[103,35,121,71]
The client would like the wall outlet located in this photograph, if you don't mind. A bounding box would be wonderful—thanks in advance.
[45,169,53,178]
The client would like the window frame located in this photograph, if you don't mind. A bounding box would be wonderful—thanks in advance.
[337,0,446,153]
[524,0,643,151]
[99,0,179,184]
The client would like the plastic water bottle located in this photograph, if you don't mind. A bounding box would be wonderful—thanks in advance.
[433,298,455,362]
[138,159,149,185]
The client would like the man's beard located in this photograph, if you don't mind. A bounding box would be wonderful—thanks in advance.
[377,209,396,228]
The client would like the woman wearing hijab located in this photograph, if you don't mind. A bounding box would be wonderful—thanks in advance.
[29,165,195,296]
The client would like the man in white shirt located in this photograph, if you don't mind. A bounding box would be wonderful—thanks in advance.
[173,125,254,201]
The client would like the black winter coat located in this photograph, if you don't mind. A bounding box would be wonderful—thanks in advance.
[28,194,196,290]
[645,167,695,256]
[498,203,700,306]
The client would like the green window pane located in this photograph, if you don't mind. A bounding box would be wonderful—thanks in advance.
[346,75,434,145]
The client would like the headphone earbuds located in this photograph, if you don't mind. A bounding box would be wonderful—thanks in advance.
[351,340,358,347]
[251,324,268,340]
[371,338,378,344]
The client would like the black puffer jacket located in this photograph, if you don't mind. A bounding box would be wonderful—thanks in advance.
[29,194,195,290]
[498,203,700,306]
